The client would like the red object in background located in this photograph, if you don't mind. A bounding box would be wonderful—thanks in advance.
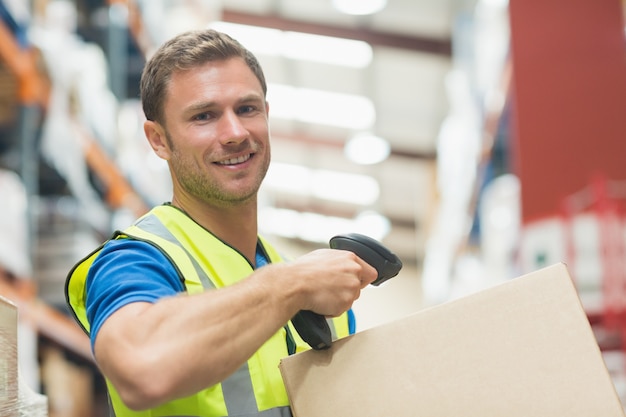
[508,0,626,225]
[561,175,626,331]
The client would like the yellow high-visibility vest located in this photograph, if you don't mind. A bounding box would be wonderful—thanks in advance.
[66,204,349,417]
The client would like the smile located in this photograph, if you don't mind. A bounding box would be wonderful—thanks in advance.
[216,153,253,165]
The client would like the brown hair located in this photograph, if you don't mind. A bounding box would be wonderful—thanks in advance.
[140,29,267,124]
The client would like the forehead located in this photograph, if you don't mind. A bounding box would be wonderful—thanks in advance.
[159,58,265,125]
[166,58,263,99]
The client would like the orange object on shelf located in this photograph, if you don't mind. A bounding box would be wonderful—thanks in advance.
[0,19,49,107]
[71,119,149,218]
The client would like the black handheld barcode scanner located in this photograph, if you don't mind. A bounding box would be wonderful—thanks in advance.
[291,233,403,350]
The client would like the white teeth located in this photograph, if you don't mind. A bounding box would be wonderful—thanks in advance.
[218,154,251,165]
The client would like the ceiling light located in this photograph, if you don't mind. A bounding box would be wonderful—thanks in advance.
[268,84,376,130]
[312,169,379,205]
[344,132,391,165]
[332,0,387,15]
[259,207,391,243]
[209,22,283,56]
[282,32,372,68]
[298,212,354,243]
[261,163,310,196]
[258,207,301,239]
[209,21,372,68]
[354,210,391,238]
[262,162,380,206]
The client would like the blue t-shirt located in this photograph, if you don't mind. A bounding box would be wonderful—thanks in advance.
[86,238,356,351]
[86,239,183,350]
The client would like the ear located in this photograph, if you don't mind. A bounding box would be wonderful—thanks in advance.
[144,120,171,160]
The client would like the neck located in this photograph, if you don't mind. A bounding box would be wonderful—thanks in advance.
[170,197,259,265]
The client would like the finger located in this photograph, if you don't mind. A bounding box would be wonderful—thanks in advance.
[358,262,378,287]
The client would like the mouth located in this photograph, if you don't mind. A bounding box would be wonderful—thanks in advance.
[215,153,253,166]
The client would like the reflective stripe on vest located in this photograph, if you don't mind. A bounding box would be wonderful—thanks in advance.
[133,213,216,291]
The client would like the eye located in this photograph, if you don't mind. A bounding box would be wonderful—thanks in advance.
[192,112,213,122]
[237,105,256,115]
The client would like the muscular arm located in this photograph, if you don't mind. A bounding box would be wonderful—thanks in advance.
[91,244,376,410]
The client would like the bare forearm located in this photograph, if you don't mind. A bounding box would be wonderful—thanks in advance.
[95,263,300,409]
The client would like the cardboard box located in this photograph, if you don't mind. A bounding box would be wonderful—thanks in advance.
[279,263,625,416]
[0,295,18,417]
[0,295,48,417]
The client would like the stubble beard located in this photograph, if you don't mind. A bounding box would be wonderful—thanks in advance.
[169,141,270,208]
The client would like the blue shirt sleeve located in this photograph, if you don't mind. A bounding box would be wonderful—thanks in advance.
[347,308,356,334]
[85,239,184,351]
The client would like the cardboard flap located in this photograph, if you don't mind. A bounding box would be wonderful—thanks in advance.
[279,263,625,417]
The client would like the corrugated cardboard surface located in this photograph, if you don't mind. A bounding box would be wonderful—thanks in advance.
[280,263,625,417]
[0,296,18,417]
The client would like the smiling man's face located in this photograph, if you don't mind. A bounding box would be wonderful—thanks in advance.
[150,57,271,208]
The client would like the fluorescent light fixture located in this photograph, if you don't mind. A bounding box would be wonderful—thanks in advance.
[299,212,353,243]
[261,162,311,196]
[282,31,372,68]
[332,0,387,15]
[259,207,391,243]
[268,83,376,130]
[311,169,379,205]
[354,210,391,239]
[209,22,283,57]
[263,162,380,206]
[259,207,301,239]
[209,21,373,68]
[344,132,391,165]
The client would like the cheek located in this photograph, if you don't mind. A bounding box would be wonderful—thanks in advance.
[171,126,215,154]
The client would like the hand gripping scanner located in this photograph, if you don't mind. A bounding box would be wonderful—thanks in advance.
[291,233,403,350]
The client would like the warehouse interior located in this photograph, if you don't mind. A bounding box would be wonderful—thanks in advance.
[1,0,625,415]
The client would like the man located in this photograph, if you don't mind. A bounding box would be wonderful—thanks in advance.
[65,29,377,416]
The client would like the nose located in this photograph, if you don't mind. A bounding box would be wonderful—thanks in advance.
[218,110,248,145]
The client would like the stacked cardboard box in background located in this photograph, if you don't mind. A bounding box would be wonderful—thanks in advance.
[0,296,48,417]
[0,295,18,416]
